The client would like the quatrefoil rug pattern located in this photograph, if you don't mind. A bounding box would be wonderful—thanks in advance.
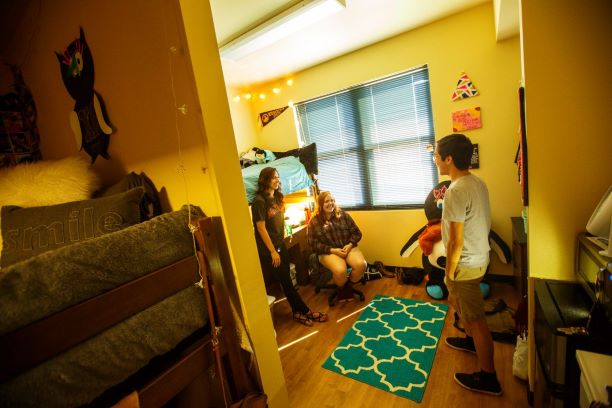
[322,295,448,402]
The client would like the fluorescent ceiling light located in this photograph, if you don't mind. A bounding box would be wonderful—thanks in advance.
[220,0,346,61]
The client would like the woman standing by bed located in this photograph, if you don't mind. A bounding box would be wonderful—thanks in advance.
[307,191,367,288]
[252,167,328,327]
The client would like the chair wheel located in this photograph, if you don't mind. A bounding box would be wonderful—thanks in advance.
[315,287,321,294]
[328,299,336,306]
[358,293,365,301]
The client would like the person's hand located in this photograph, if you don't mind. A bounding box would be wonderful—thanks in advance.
[271,250,281,267]
[332,247,348,258]
[342,243,353,254]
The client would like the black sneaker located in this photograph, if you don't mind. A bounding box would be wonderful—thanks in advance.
[445,336,476,353]
[454,371,503,396]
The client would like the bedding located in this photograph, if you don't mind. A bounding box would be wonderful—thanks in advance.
[0,187,145,268]
[0,205,206,407]
[0,205,201,335]
[242,156,313,204]
[0,286,206,408]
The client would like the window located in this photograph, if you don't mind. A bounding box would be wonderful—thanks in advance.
[295,65,437,210]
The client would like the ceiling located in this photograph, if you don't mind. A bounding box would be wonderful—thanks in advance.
[209,0,517,88]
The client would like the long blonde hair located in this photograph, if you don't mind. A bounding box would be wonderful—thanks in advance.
[314,191,341,222]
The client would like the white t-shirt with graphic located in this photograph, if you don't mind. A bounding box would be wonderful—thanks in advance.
[442,174,491,278]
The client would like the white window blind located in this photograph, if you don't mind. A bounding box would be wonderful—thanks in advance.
[295,66,438,210]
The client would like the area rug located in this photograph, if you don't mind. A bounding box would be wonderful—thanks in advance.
[322,294,448,402]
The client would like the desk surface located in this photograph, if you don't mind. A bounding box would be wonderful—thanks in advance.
[576,350,612,404]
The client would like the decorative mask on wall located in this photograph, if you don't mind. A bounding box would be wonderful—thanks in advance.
[56,27,112,163]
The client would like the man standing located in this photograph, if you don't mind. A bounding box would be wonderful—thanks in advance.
[433,133,502,396]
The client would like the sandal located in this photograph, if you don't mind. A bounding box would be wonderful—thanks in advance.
[293,312,313,327]
[306,311,328,323]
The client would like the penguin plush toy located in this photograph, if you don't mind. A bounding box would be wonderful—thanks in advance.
[399,180,511,300]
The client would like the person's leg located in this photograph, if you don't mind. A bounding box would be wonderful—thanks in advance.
[319,253,349,286]
[462,318,494,372]
[451,275,501,395]
[345,247,367,283]
[270,245,309,315]
[445,277,476,352]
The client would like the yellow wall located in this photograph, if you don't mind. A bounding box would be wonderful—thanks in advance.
[2,0,219,214]
[231,3,523,275]
[178,1,288,406]
[521,0,612,281]
[3,0,288,406]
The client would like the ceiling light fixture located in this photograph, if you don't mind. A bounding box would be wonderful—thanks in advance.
[219,0,346,62]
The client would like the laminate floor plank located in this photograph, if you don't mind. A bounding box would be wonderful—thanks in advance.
[269,277,530,408]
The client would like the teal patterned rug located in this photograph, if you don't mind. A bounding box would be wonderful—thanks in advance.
[322,295,448,402]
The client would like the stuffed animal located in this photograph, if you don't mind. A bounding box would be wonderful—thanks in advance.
[56,27,112,163]
[399,180,511,300]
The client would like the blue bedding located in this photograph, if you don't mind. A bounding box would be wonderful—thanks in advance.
[242,156,313,204]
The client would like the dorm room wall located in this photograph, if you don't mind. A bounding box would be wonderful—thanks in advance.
[229,3,523,275]
[1,0,289,406]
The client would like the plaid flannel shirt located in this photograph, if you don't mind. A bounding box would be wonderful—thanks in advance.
[307,210,362,255]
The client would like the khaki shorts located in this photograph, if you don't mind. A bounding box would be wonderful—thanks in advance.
[445,265,487,323]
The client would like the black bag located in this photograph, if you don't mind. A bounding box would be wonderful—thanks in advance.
[397,267,425,285]
[453,298,517,343]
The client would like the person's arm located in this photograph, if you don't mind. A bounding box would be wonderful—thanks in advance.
[255,220,281,267]
[445,220,464,280]
[345,212,362,247]
[308,218,332,255]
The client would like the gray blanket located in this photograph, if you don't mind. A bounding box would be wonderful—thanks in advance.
[0,205,203,335]
[0,285,207,407]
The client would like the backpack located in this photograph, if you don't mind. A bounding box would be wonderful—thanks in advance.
[396,267,426,285]
[453,298,517,343]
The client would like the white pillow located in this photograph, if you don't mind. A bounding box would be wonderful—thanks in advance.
[0,156,100,264]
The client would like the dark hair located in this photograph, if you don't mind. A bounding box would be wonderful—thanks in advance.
[256,167,284,205]
[436,133,473,170]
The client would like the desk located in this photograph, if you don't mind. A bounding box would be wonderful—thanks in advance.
[285,225,310,285]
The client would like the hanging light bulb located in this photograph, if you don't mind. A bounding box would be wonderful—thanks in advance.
[286,79,294,86]
[244,93,252,100]
[233,95,241,102]
[259,93,266,100]
[272,87,281,94]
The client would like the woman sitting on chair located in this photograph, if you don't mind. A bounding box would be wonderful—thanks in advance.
[308,191,367,288]
[252,167,328,327]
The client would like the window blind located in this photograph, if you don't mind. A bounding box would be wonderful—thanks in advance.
[295,66,438,210]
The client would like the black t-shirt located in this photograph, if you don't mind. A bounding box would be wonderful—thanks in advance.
[252,194,285,248]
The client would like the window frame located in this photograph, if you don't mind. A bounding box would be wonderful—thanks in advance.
[295,65,438,211]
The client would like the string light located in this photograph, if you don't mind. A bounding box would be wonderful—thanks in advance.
[231,77,295,104]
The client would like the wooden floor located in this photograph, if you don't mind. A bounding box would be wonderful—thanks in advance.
[269,276,530,408]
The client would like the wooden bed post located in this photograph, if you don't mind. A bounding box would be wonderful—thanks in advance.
[193,217,258,403]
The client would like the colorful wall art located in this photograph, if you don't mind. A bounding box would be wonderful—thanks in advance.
[451,72,479,101]
[452,107,481,132]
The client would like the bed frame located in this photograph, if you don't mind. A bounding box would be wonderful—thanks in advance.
[0,216,258,407]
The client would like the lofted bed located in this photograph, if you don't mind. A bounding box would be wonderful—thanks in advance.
[0,208,261,407]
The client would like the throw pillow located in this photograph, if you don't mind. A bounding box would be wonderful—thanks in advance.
[0,156,100,264]
[0,187,145,268]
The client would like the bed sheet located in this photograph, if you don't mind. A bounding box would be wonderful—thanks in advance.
[242,156,313,204]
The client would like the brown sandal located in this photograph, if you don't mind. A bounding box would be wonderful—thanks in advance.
[306,311,328,323]
[293,312,313,326]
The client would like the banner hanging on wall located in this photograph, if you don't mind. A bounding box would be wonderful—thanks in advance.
[259,106,288,127]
